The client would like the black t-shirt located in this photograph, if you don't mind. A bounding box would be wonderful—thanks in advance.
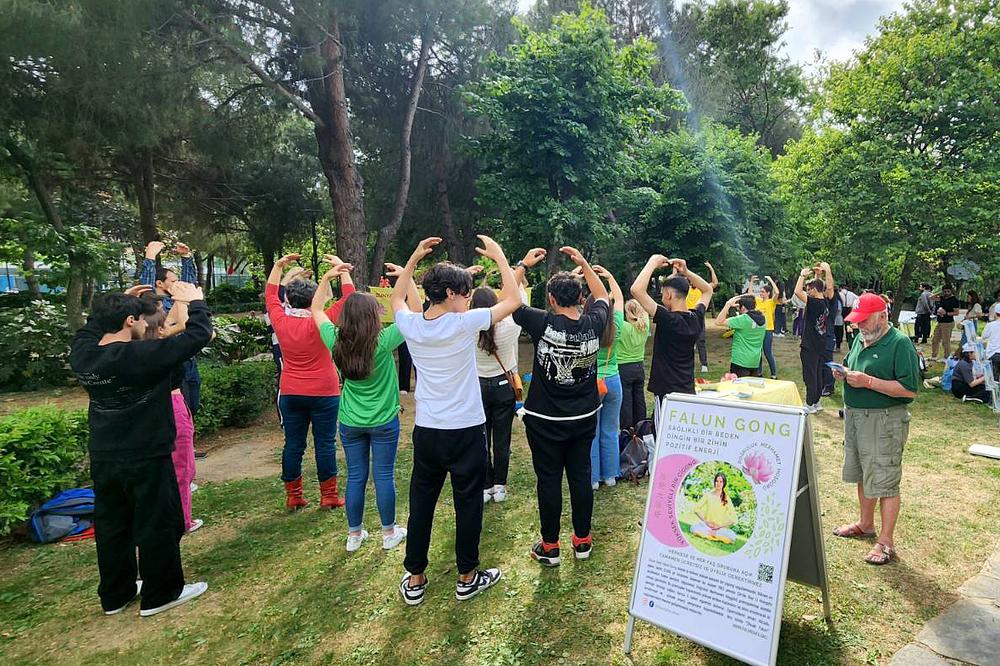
[648,304,705,396]
[513,299,609,419]
[801,296,833,353]
[937,296,960,323]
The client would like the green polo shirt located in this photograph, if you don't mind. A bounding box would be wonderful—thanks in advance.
[843,326,920,409]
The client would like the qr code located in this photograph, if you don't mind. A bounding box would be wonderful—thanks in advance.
[758,564,774,583]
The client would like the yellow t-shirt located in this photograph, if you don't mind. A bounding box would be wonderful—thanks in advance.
[695,491,737,527]
[755,297,777,331]
[686,288,702,310]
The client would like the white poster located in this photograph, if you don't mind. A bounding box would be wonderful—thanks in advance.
[628,395,805,666]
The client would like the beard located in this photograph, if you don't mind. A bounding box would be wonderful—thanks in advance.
[860,323,887,343]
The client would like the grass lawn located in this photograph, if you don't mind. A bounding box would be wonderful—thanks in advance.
[677,520,748,557]
[1,324,998,665]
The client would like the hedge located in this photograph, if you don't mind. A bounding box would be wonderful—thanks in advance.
[195,361,276,436]
[0,407,89,535]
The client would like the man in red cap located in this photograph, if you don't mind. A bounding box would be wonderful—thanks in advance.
[830,292,920,565]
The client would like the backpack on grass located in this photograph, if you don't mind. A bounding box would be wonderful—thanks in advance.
[618,419,655,482]
[29,488,95,544]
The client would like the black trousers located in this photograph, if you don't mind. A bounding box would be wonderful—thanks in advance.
[834,325,845,349]
[952,379,992,404]
[774,305,787,334]
[618,362,647,429]
[822,346,835,394]
[914,314,932,343]
[397,343,414,391]
[730,362,762,378]
[91,455,185,612]
[800,347,826,406]
[180,358,201,415]
[524,413,597,544]
[480,375,515,488]
[404,424,487,576]
[695,328,708,367]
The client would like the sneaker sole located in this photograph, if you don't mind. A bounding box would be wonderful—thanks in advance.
[530,552,560,567]
[400,592,425,606]
[139,584,207,617]
[455,570,503,601]
[104,581,143,615]
[575,549,591,560]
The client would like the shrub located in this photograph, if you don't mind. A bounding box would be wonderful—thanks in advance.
[196,361,276,436]
[202,315,271,363]
[208,282,261,306]
[211,301,263,315]
[0,301,72,391]
[0,407,89,535]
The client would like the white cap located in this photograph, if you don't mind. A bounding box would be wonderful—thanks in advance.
[962,342,977,353]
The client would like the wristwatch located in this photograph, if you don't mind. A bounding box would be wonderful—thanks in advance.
[516,261,527,269]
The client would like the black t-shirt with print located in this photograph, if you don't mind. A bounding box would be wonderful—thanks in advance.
[937,296,960,323]
[513,299,609,419]
[648,304,705,396]
[801,296,833,353]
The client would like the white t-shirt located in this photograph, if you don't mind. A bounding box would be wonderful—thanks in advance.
[840,289,859,309]
[475,316,521,377]
[394,308,492,429]
[981,320,1000,359]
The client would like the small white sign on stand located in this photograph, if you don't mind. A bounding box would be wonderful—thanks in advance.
[624,394,828,666]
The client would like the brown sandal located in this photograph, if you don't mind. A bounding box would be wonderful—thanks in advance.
[864,542,897,565]
[832,522,876,539]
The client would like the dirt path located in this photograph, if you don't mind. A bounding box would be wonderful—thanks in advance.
[195,418,283,483]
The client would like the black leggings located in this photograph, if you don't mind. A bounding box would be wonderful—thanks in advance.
[618,362,646,429]
[952,380,992,404]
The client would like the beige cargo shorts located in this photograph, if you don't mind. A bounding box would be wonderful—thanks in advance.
[843,405,911,498]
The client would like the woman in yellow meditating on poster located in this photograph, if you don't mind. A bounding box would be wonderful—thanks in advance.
[690,473,738,544]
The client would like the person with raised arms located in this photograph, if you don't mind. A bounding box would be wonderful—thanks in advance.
[630,255,714,430]
[685,261,718,373]
[793,261,836,413]
[755,275,780,378]
[70,281,212,617]
[617,298,651,430]
[392,235,521,606]
[512,248,609,566]
[715,294,767,377]
[586,265,625,490]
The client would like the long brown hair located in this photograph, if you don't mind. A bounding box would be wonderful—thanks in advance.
[714,472,729,506]
[332,293,381,381]
[585,295,617,348]
[471,287,498,356]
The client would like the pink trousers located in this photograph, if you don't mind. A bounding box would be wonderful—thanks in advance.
[171,392,196,530]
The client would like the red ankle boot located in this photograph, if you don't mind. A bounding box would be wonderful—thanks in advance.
[284,477,309,512]
[319,476,345,509]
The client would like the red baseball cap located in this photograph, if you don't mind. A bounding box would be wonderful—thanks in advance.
[844,292,886,323]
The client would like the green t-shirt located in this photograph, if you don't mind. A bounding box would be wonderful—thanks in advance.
[727,313,766,368]
[319,322,405,427]
[616,316,650,364]
[843,327,920,409]
[598,310,625,379]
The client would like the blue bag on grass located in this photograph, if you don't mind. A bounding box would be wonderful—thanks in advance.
[28,488,95,543]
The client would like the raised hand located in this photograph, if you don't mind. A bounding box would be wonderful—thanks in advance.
[144,240,165,260]
[276,253,301,269]
[174,242,191,257]
[520,248,547,268]
[409,237,442,264]
[125,284,152,298]
[592,265,611,279]
[168,281,204,303]
[559,246,587,267]
[474,235,506,261]
[669,258,689,274]
[800,267,813,277]
[322,253,344,267]
[384,262,405,278]
[647,254,670,269]
[467,264,485,276]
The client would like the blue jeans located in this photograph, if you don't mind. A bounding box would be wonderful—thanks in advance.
[591,374,622,484]
[759,331,778,377]
[278,395,339,482]
[339,417,401,531]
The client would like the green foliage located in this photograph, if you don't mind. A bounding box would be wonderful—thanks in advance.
[208,283,262,306]
[0,301,71,391]
[463,3,685,258]
[679,460,756,536]
[195,361,275,437]
[0,407,88,535]
[201,316,271,364]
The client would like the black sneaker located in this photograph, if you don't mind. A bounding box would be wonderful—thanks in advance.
[572,534,592,560]
[399,572,427,606]
[530,540,561,567]
[455,568,502,601]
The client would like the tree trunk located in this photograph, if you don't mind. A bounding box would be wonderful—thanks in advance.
[436,145,462,263]
[891,249,917,325]
[369,24,433,282]
[19,236,40,300]
[307,8,370,287]
[134,148,158,244]
[193,250,205,287]
[205,253,215,292]
[262,247,276,277]
[83,278,95,309]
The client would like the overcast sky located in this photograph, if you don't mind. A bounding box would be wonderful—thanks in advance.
[516,0,909,65]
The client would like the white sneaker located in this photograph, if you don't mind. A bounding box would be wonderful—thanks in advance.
[190,483,198,493]
[104,580,143,615]
[603,478,617,487]
[185,518,204,534]
[701,365,709,373]
[139,582,208,617]
[382,526,407,550]
[483,489,493,504]
[492,485,507,502]
[813,403,824,412]
[346,529,369,552]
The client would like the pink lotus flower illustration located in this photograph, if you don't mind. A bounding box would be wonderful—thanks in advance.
[742,452,775,484]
